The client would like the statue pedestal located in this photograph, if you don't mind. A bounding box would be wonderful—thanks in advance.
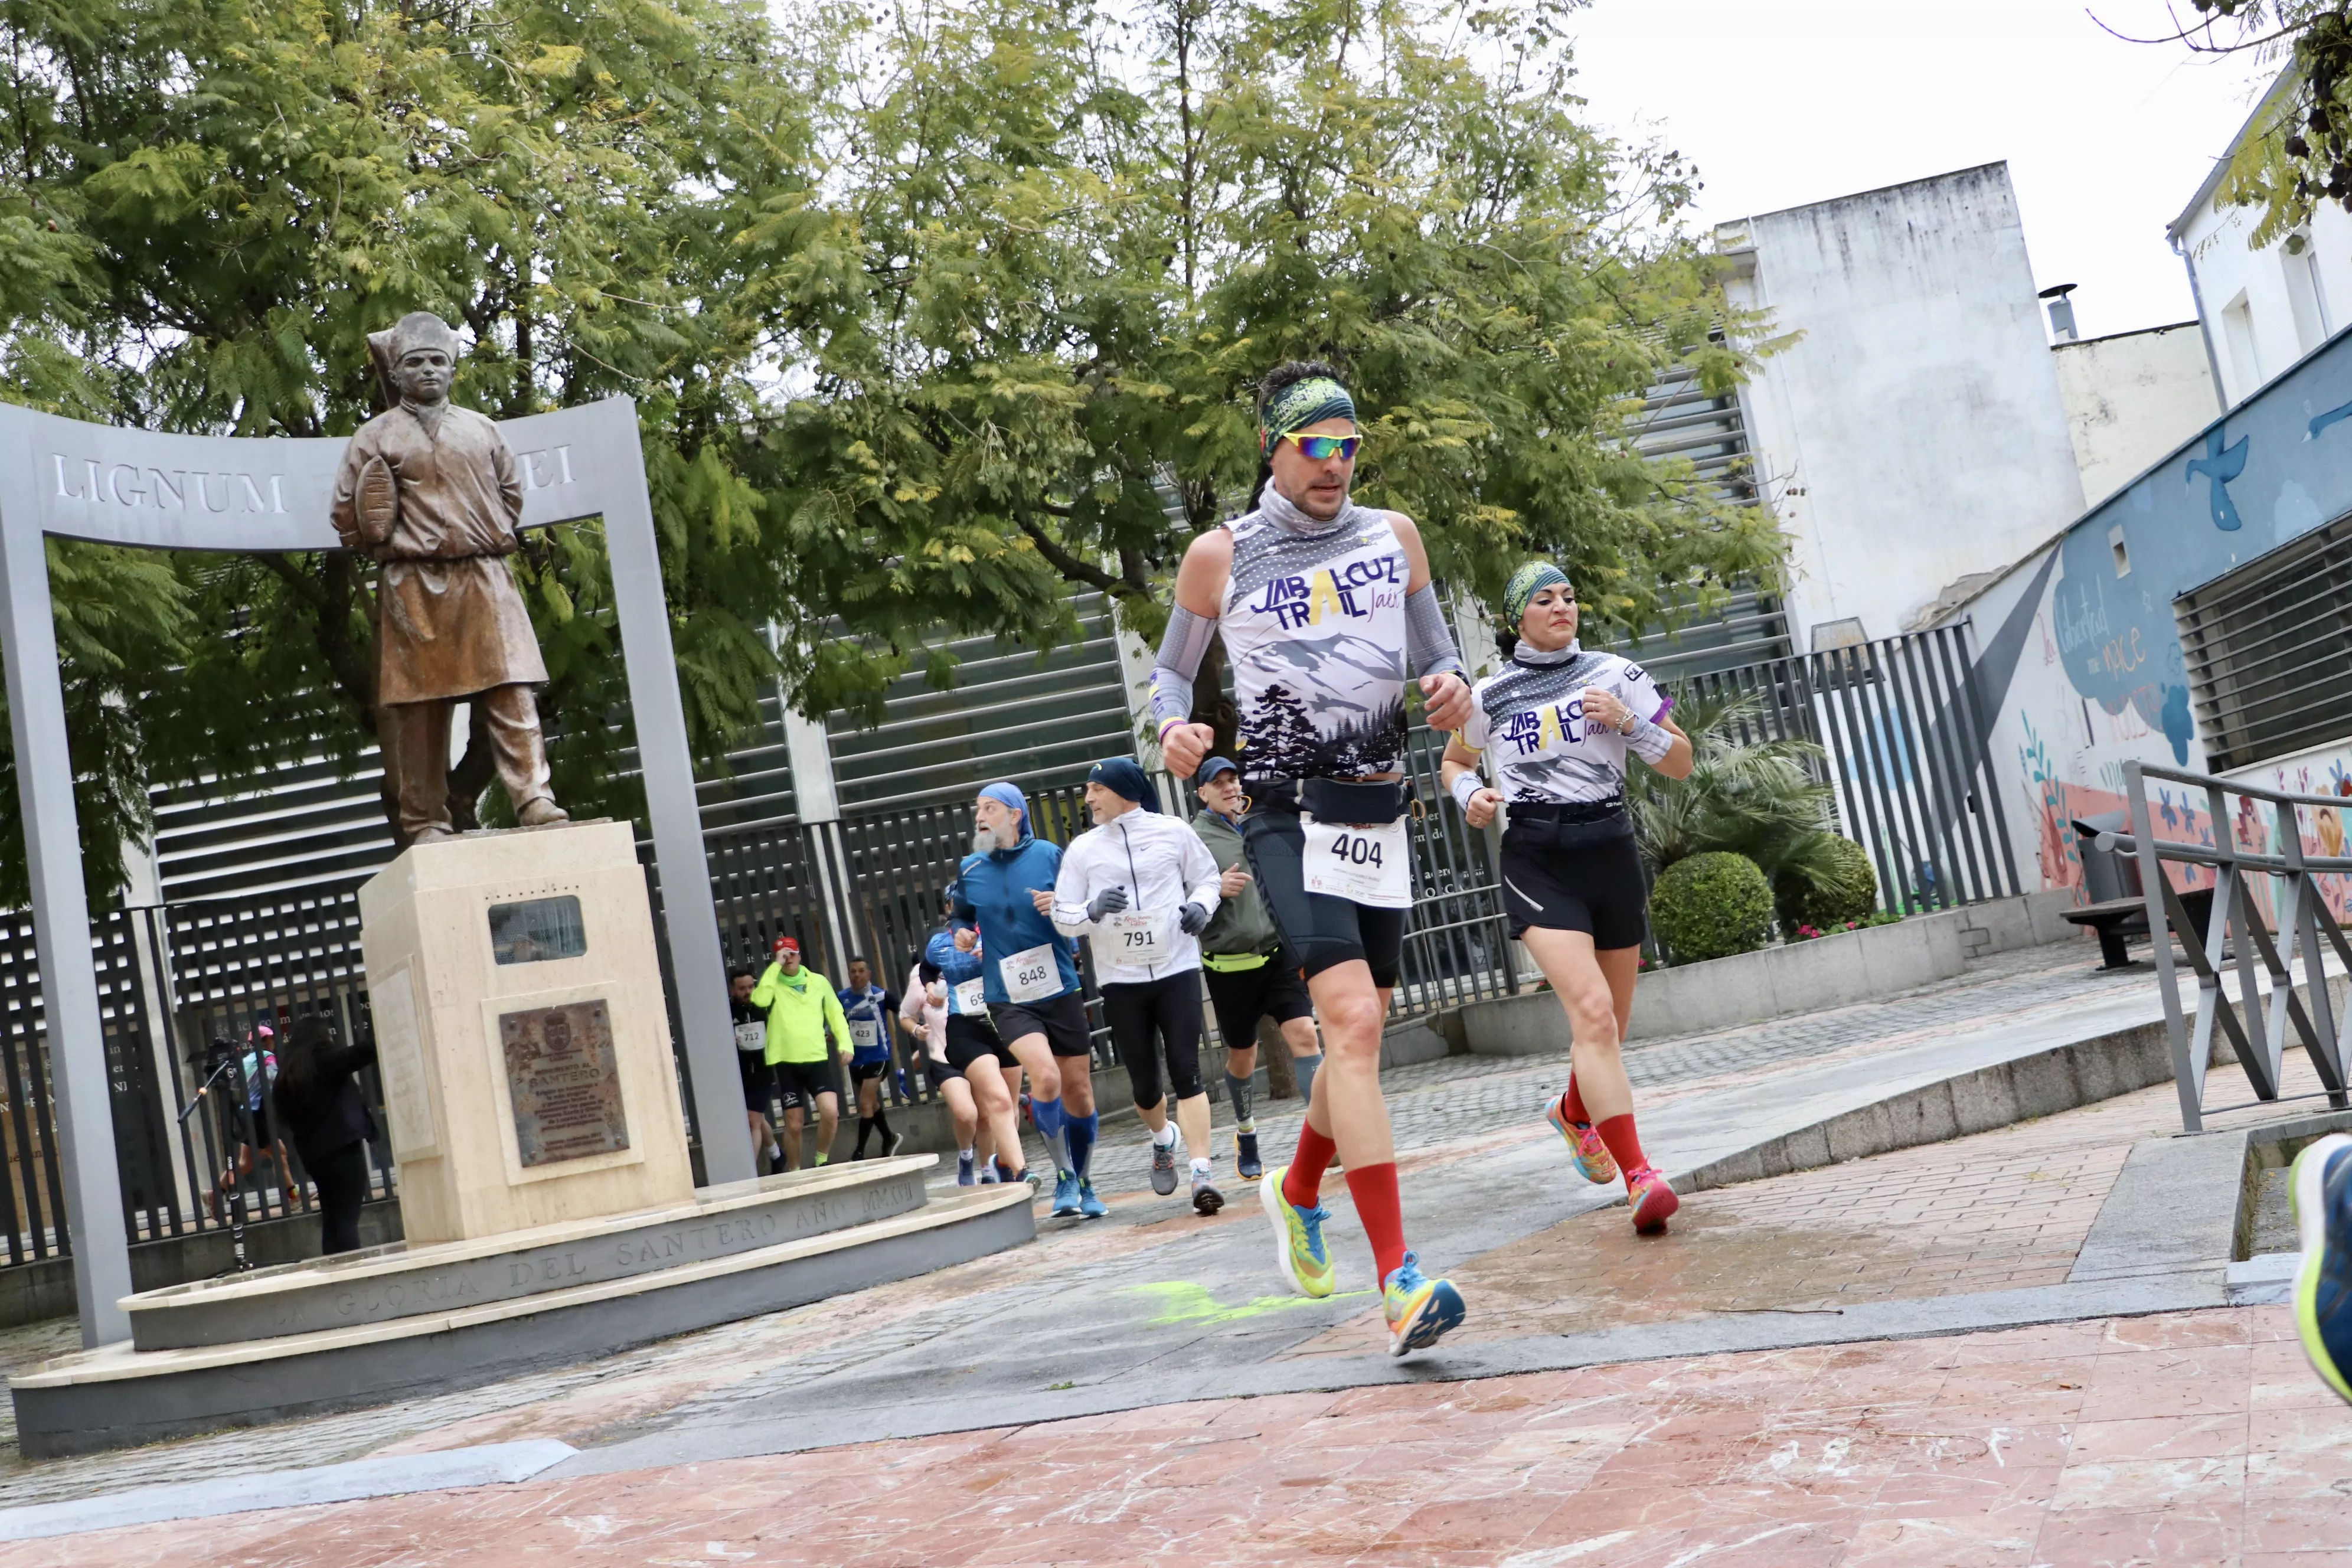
[357,820,694,1246]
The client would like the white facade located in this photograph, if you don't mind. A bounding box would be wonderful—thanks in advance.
[2050,323,2220,506]
[1720,164,2088,648]
[2172,74,2352,407]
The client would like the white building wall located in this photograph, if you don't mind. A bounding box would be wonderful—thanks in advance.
[2050,324,2220,507]
[1720,163,2088,649]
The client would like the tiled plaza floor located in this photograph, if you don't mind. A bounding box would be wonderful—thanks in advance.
[2,1307,2344,1566]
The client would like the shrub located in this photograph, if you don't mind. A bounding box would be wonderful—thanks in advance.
[1776,835,1879,932]
[1649,851,1774,963]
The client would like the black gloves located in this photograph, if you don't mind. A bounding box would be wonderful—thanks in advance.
[1178,902,1210,935]
[1087,886,1130,922]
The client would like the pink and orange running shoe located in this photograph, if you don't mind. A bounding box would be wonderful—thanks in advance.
[1544,1092,1618,1185]
[1626,1165,1680,1234]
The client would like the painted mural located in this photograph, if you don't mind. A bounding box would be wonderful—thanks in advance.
[2225,740,2352,927]
[1960,322,2352,896]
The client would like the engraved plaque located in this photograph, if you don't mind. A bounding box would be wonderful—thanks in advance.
[488,895,586,966]
[499,999,629,1167]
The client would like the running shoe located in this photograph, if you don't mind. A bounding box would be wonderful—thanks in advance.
[1193,1171,1224,1216]
[1078,1178,1109,1219]
[1259,1165,1336,1299]
[1150,1137,1180,1196]
[888,1130,907,1157]
[979,1161,999,1185]
[2292,1132,2352,1404]
[1236,1131,1263,1180]
[1382,1251,1467,1357]
[1051,1171,1083,1218]
[1544,1094,1618,1185]
[1626,1165,1680,1234]
[957,1151,976,1187]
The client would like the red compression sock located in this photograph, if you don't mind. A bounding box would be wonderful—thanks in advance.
[1345,1163,1409,1284]
[1596,1113,1647,1177]
[1562,1076,1590,1125]
[1283,1122,1338,1208]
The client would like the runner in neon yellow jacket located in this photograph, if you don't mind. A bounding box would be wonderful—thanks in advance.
[750,937,850,1167]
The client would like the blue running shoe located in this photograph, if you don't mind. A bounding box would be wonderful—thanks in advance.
[978,1161,999,1185]
[1381,1251,1466,1358]
[2292,1131,2352,1404]
[1051,1171,1082,1217]
[1258,1165,1336,1298]
[1078,1178,1109,1218]
[957,1151,976,1187]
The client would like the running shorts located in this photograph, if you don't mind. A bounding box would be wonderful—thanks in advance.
[925,1051,965,1087]
[1497,821,1649,950]
[989,991,1095,1059]
[772,1059,839,1109]
[1238,809,1406,986]
[850,1059,891,1084]
[1203,954,1314,1048]
[944,1012,1016,1072]
[1100,971,1206,1109]
[739,1050,775,1110]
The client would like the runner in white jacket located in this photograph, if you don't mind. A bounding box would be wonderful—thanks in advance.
[1052,757,1227,1212]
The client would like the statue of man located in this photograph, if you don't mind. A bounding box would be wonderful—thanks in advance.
[331,312,569,844]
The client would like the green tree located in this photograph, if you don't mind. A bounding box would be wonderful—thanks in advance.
[764,0,1783,705]
[0,0,841,898]
[2143,4,2352,240]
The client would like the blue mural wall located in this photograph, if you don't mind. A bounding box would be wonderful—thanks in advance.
[1968,320,2352,892]
[2047,326,2352,763]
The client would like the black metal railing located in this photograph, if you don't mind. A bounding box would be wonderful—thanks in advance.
[2098,759,2352,1133]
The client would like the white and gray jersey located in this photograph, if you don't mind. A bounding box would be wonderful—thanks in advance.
[1050,808,1222,985]
[1458,646,1671,805]
[1220,504,1410,780]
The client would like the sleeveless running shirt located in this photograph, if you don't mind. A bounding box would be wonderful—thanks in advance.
[1220,504,1411,781]
[1459,646,1670,805]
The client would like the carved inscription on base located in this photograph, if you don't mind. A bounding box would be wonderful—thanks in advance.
[499,999,629,1167]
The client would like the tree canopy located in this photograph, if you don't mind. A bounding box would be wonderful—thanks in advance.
[2151,3,2352,240]
[0,0,1781,907]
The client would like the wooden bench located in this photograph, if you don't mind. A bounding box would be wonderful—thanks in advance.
[2062,886,2216,970]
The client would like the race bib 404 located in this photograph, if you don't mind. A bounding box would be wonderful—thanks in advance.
[1300,815,1413,909]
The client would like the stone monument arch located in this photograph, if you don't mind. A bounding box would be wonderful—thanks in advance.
[0,392,751,1347]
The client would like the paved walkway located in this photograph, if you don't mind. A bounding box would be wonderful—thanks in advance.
[5,940,2351,1562]
[2,1307,2339,1566]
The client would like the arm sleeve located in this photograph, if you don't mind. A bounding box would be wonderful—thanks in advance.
[1050,841,1095,936]
[1404,584,1464,680]
[1181,830,1223,915]
[1149,605,1216,740]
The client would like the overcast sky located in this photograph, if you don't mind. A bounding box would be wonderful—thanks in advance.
[1566,0,2281,341]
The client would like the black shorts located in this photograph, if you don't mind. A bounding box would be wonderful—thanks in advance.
[772,1059,839,1110]
[1100,972,1206,1109]
[1498,822,1649,950]
[926,1052,965,1086]
[945,1012,1016,1073]
[1238,808,1407,986]
[1203,955,1314,1048]
[850,1058,891,1084]
[739,1051,775,1110]
[989,991,1094,1059]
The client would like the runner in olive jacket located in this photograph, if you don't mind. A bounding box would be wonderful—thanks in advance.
[1190,756,1323,1179]
[751,937,851,1167]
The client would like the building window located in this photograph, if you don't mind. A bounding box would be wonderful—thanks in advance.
[2222,292,2263,401]
[2175,510,2352,771]
[2284,230,2334,354]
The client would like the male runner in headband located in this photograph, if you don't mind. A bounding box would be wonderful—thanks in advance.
[1152,361,1475,1356]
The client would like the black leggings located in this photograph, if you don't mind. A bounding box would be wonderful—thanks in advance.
[310,1141,371,1256]
[1102,973,1206,1110]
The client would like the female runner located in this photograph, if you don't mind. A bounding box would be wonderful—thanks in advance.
[1440,563,1694,1232]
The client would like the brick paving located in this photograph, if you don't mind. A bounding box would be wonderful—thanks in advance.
[4,1306,2346,1566]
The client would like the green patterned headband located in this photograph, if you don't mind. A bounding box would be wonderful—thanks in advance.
[1504,561,1572,625]
[1260,376,1356,450]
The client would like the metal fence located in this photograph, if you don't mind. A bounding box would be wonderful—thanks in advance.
[2100,759,2352,1133]
[1666,623,2021,914]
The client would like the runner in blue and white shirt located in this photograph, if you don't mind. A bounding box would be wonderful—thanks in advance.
[838,958,904,1160]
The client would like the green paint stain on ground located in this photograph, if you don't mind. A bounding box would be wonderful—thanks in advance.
[1125,1280,1370,1327]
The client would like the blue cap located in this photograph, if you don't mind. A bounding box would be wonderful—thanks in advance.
[1193,755,1239,786]
[1087,757,1158,811]
[977,781,1027,822]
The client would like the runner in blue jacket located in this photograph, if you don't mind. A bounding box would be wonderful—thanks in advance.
[952,781,1100,1216]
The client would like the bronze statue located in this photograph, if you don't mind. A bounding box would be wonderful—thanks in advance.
[331,312,569,843]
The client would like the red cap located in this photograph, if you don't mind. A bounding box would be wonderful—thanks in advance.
[773,936,799,955]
